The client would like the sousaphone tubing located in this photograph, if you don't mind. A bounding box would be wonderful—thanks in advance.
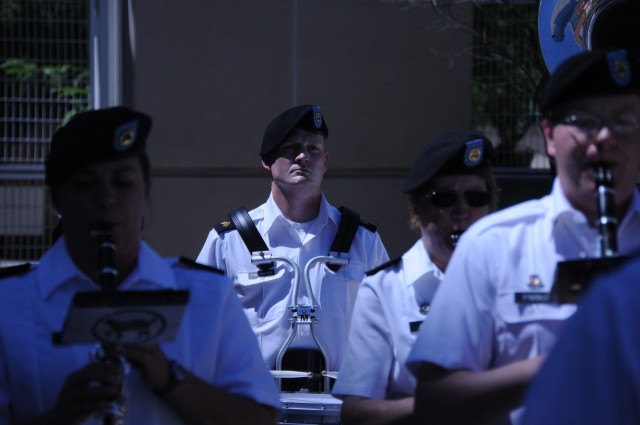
[538,0,640,72]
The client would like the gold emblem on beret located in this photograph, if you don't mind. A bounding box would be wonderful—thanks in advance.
[312,105,323,129]
[113,120,139,152]
[464,139,484,167]
[614,59,630,82]
[119,129,136,148]
[467,147,481,163]
[220,220,232,228]
[607,49,632,86]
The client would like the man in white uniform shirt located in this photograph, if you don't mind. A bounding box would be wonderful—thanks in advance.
[406,48,640,425]
[333,131,498,425]
[197,105,389,390]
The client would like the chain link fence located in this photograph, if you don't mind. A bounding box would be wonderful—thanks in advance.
[1,0,89,265]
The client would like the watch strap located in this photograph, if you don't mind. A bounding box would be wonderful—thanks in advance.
[153,360,186,397]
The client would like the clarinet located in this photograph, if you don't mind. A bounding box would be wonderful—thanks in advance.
[594,163,618,258]
[550,163,621,304]
[91,226,127,425]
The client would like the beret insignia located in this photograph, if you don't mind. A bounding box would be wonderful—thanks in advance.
[607,49,631,86]
[312,105,323,129]
[114,120,138,152]
[463,138,484,167]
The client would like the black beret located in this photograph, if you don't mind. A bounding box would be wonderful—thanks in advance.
[260,105,329,157]
[540,48,640,114]
[46,106,151,184]
[403,130,493,194]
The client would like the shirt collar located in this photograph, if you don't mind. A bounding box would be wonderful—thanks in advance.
[37,238,176,300]
[546,178,584,241]
[404,239,442,287]
[261,194,280,233]
[619,187,640,229]
[546,177,640,241]
[37,237,94,300]
[321,194,339,227]
[264,192,335,235]
[126,241,177,290]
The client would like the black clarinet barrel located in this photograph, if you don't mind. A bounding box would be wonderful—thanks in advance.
[549,163,625,303]
[594,163,618,258]
[92,225,118,291]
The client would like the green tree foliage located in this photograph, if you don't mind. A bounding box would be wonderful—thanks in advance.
[388,0,547,167]
[1,0,89,125]
[471,2,547,167]
[1,59,89,124]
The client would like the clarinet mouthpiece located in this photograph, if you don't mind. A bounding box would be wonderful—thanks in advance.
[450,231,463,248]
[93,224,118,291]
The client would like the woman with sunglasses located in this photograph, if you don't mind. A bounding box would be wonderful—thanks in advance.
[332,130,497,425]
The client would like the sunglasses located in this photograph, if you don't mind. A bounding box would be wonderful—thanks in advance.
[425,190,491,208]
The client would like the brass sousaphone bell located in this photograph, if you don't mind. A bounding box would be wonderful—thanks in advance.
[538,0,640,72]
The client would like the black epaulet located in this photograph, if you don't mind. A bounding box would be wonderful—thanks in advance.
[214,219,237,235]
[358,219,377,233]
[176,257,224,275]
[0,262,33,279]
[365,257,402,276]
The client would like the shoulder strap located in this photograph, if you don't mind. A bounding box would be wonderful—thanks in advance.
[228,207,269,252]
[327,206,361,272]
[330,206,361,255]
[228,206,368,273]
[228,207,274,271]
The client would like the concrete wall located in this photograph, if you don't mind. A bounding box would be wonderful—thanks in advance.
[125,0,475,259]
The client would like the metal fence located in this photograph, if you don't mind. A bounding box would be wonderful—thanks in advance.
[1,0,89,265]
[471,0,549,169]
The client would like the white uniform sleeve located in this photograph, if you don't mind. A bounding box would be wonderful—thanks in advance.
[333,276,394,400]
[406,232,496,374]
[196,229,221,266]
[366,230,390,269]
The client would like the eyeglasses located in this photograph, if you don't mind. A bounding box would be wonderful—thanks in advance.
[559,113,640,137]
[425,190,491,208]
